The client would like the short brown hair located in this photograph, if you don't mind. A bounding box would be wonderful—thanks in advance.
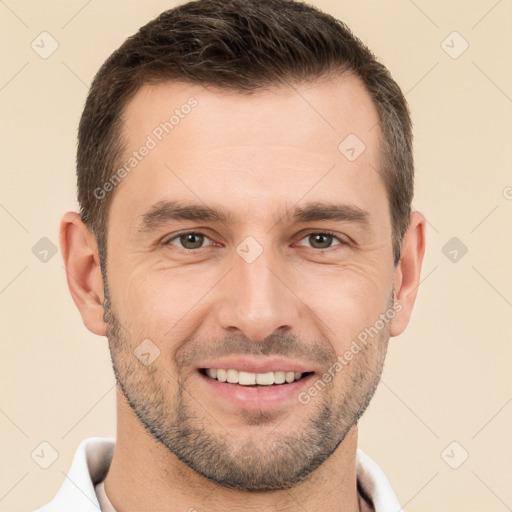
[77,0,413,266]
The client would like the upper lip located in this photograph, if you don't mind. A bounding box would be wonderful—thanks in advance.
[196,357,315,374]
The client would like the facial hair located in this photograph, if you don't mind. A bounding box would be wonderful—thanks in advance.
[103,292,391,492]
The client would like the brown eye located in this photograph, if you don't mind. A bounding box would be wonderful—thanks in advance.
[167,231,211,250]
[297,232,343,250]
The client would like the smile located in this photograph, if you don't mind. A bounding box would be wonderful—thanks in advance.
[201,368,312,386]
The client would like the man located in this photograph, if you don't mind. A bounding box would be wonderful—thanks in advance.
[37,0,425,510]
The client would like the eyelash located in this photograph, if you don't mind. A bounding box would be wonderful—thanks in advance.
[164,230,348,252]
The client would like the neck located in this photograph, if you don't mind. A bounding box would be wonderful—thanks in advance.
[104,387,368,512]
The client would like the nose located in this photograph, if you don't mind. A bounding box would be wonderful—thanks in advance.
[216,245,300,342]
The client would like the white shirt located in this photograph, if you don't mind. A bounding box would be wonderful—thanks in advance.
[35,437,403,512]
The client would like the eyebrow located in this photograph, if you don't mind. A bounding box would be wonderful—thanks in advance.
[138,200,370,232]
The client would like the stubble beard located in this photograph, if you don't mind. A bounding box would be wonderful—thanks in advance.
[103,294,390,492]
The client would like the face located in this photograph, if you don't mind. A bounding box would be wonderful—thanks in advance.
[103,75,397,491]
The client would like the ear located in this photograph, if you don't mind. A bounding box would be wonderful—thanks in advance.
[390,211,426,337]
[60,212,107,336]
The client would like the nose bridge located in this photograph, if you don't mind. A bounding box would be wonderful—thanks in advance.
[217,238,299,341]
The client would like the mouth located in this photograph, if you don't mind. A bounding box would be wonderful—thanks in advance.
[195,359,317,410]
[199,368,314,387]
[196,363,315,411]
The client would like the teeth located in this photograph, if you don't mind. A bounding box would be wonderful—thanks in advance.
[256,372,274,385]
[226,369,239,383]
[204,368,304,386]
[274,371,286,384]
[238,371,256,385]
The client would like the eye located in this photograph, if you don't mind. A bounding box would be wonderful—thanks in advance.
[164,230,347,252]
[165,231,213,250]
[296,231,345,250]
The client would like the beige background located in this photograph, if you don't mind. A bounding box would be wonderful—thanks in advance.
[1,1,511,511]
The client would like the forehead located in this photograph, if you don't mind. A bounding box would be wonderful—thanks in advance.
[112,75,384,226]
[121,74,380,152]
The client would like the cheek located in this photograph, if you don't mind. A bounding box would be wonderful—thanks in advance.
[109,246,394,354]
[295,261,393,345]
[111,262,220,344]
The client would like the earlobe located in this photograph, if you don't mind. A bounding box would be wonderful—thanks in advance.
[390,211,426,337]
[60,212,107,336]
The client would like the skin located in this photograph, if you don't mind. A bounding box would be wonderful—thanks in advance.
[61,74,425,512]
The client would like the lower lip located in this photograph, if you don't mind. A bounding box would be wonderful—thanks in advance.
[197,371,315,409]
